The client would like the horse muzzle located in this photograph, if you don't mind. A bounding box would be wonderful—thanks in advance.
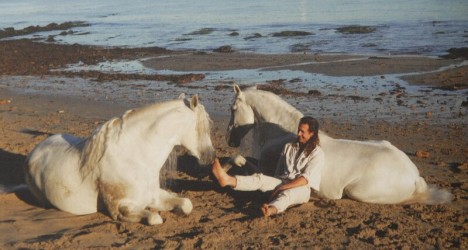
[197,146,216,165]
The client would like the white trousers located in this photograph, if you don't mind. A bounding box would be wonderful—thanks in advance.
[234,173,311,213]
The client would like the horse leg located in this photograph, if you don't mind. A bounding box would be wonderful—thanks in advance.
[100,182,163,225]
[150,189,193,215]
[117,202,163,225]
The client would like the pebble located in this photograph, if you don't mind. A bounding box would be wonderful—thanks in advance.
[415,150,430,158]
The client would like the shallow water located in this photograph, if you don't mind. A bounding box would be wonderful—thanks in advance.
[1,0,467,55]
[2,60,466,126]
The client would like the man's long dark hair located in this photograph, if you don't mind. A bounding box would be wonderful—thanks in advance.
[298,116,320,156]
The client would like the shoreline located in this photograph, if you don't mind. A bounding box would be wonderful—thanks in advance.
[1,39,467,90]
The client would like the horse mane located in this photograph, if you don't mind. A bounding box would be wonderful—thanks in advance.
[243,88,303,132]
[119,99,183,122]
[195,102,212,137]
[190,99,213,164]
[79,117,123,178]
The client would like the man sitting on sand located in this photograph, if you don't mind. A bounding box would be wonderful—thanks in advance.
[212,116,325,217]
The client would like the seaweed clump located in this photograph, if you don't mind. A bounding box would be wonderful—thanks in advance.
[336,25,377,34]
[0,21,90,39]
[272,31,313,37]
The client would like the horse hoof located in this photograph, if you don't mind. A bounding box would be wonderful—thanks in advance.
[180,198,193,215]
[147,213,163,225]
[233,155,246,166]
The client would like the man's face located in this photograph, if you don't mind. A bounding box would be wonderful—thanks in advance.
[297,123,313,145]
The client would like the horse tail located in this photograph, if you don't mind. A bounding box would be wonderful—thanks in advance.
[408,177,453,204]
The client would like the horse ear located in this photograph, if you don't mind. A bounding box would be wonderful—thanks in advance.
[178,93,186,99]
[189,95,199,110]
[233,84,242,95]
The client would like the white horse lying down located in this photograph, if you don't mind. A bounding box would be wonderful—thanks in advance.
[226,84,452,204]
[25,95,215,225]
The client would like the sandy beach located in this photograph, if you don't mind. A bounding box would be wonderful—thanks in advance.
[0,39,467,249]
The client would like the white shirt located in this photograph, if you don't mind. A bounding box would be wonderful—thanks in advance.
[275,143,325,191]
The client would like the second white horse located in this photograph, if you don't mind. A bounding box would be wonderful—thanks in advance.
[226,84,452,204]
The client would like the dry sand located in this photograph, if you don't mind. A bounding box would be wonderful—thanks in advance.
[0,40,467,249]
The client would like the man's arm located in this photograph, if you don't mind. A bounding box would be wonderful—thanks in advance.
[269,176,308,201]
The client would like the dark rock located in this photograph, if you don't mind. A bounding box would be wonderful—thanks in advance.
[186,28,215,36]
[272,31,313,37]
[244,33,263,40]
[213,45,235,53]
[441,47,468,59]
[308,90,321,96]
[0,21,90,39]
[336,25,377,34]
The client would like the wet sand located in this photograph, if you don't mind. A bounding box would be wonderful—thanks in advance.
[0,39,467,249]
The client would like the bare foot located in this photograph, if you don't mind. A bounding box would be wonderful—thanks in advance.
[261,204,278,217]
[212,158,236,187]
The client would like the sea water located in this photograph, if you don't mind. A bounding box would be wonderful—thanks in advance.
[1,0,467,56]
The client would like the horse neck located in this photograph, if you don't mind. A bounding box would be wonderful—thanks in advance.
[124,99,185,125]
[107,101,191,167]
[80,100,190,178]
[245,90,303,133]
[244,90,334,146]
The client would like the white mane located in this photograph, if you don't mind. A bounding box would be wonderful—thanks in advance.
[243,88,303,132]
[190,99,213,152]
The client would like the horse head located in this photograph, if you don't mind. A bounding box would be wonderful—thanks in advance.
[182,95,216,165]
[226,84,256,147]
